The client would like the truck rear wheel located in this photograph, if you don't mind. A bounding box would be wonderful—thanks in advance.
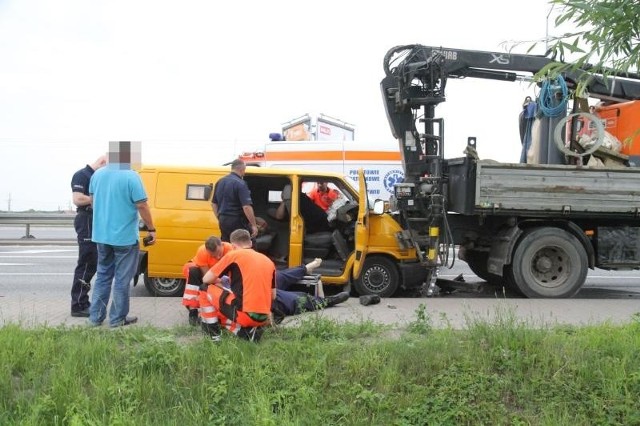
[354,256,399,297]
[510,228,587,298]
[144,275,186,297]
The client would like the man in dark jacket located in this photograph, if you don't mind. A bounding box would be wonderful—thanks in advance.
[211,159,259,241]
[69,154,107,317]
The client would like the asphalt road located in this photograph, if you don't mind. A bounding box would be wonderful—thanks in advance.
[1,227,640,329]
[1,242,640,299]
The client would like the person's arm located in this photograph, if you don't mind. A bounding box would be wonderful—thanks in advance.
[242,205,259,237]
[274,201,287,220]
[72,192,92,208]
[202,268,222,285]
[136,200,156,244]
[211,181,221,218]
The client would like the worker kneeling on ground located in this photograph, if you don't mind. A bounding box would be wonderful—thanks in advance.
[181,236,233,325]
[199,229,276,342]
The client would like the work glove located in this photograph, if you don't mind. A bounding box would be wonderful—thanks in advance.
[220,276,231,290]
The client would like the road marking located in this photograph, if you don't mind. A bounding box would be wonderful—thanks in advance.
[439,274,640,280]
[0,273,73,275]
[0,249,75,254]
[0,256,76,259]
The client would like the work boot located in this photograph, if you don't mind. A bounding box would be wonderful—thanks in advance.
[359,295,381,306]
[188,309,200,326]
[110,316,138,328]
[305,258,322,273]
[71,308,90,318]
[202,322,222,342]
[325,291,350,307]
[237,326,264,343]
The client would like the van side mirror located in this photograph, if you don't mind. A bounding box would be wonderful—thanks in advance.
[372,199,385,214]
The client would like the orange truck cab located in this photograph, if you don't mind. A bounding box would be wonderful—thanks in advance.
[136,165,426,298]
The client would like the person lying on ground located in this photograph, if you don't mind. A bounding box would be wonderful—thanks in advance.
[272,258,350,324]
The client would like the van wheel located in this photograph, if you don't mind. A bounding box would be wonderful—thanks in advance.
[354,256,399,297]
[510,227,587,298]
[144,275,186,297]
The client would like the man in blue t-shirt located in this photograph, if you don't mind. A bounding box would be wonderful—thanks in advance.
[88,141,156,328]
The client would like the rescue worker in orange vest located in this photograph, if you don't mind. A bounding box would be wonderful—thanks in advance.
[199,229,276,342]
[307,181,339,212]
[181,236,233,325]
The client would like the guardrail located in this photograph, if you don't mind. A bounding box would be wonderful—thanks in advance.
[0,213,75,239]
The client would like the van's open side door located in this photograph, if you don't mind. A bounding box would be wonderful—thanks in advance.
[353,169,370,279]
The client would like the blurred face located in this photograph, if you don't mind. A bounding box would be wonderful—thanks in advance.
[318,182,328,192]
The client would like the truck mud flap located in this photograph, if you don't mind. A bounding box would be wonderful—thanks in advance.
[487,226,522,277]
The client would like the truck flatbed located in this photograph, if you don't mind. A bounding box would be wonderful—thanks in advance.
[448,158,640,218]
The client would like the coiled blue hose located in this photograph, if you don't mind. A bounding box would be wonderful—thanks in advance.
[539,75,568,117]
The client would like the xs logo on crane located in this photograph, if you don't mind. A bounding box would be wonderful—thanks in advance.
[489,53,510,65]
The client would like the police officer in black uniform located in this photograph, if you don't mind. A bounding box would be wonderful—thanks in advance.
[211,159,259,242]
[69,155,107,317]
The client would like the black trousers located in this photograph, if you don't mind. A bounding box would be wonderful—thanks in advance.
[218,214,250,242]
[71,211,97,312]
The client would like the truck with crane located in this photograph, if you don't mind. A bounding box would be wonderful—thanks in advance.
[380,44,640,298]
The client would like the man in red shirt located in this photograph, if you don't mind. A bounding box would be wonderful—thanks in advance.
[307,181,339,212]
[200,229,276,342]
[181,236,233,325]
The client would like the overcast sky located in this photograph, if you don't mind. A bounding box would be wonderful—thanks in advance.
[0,0,557,211]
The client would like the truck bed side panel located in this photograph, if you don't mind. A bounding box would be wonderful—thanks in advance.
[447,158,640,216]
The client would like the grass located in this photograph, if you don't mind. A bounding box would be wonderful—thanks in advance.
[1,308,640,425]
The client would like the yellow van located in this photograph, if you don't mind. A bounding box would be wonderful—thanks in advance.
[135,165,426,297]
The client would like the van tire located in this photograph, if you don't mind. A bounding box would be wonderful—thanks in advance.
[354,256,399,297]
[144,275,186,297]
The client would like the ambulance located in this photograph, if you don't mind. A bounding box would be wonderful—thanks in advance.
[238,140,405,202]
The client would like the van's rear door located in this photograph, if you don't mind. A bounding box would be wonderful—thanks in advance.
[353,169,370,279]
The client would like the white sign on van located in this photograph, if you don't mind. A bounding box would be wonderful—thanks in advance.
[347,168,404,199]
